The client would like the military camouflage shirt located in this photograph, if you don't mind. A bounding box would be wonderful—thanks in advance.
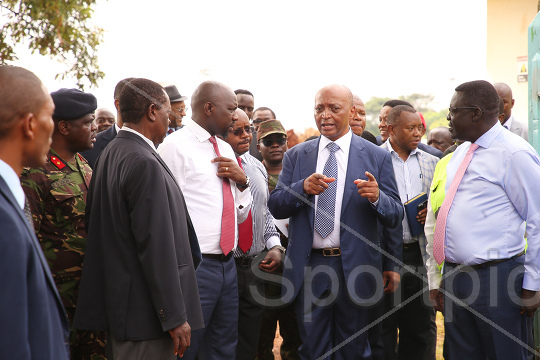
[20,149,92,314]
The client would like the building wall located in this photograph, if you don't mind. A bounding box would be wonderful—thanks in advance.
[486,0,537,126]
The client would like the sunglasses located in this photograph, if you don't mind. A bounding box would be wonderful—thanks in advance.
[260,138,287,147]
[229,126,254,136]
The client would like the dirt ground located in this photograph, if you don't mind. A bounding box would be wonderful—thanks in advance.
[270,312,446,360]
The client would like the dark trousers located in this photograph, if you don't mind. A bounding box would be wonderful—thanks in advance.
[235,256,265,360]
[182,257,238,360]
[258,279,301,360]
[295,254,371,360]
[382,242,436,360]
[443,256,528,359]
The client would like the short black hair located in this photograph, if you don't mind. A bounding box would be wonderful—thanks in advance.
[454,80,499,116]
[234,89,254,98]
[114,77,136,100]
[253,107,276,119]
[360,130,378,145]
[387,105,417,126]
[383,99,413,108]
[119,78,167,125]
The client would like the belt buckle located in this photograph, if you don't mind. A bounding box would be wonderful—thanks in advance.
[322,248,341,257]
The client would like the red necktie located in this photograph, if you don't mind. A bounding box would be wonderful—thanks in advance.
[168,128,174,134]
[236,157,253,253]
[433,143,479,264]
[208,136,235,255]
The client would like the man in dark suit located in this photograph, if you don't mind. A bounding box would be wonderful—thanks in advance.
[74,78,203,359]
[80,77,134,169]
[0,65,70,359]
[268,84,403,360]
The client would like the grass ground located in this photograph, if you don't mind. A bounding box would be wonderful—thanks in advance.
[271,312,446,360]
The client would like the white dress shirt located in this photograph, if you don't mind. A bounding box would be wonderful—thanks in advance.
[0,159,24,209]
[312,130,352,249]
[119,126,155,152]
[386,141,423,243]
[158,119,251,254]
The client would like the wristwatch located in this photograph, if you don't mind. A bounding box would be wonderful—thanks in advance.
[236,176,250,190]
[271,245,286,254]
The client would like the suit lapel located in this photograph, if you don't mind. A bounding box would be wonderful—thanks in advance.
[342,136,366,215]
[117,132,203,268]
[299,139,319,232]
[0,177,64,312]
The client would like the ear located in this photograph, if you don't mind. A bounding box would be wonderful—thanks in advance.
[471,108,483,122]
[387,124,395,136]
[511,99,515,109]
[58,120,70,136]
[256,143,260,151]
[21,113,35,140]
[147,104,157,122]
[349,105,356,120]
[114,99,120,111]
[204,102,213,116]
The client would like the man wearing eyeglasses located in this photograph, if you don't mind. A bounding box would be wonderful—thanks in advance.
[224,109,283,360]
[164,85,188,135]
[425,80,540,359]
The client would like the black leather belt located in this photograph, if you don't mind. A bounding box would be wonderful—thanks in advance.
[202,253,232,262]
[234,256,255,267]
[445,249,526,270]
[311,248,341,257]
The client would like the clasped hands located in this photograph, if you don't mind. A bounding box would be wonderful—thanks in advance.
[303,171,380,203]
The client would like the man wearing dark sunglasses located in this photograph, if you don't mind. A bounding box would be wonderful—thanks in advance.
[224,109,283,360]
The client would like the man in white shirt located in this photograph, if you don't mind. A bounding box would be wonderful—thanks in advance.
[159,81,252,360]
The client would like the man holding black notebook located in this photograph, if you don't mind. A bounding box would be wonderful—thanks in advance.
[379,104,439,359]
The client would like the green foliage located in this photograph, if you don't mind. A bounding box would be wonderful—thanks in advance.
[364,96,390,135]
[0,0,104,89]
[423,109,449,132]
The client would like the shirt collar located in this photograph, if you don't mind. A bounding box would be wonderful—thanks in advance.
[474,121,503,149]
[503,115,513,130]
[186,119,213,143]
[119,126,156,151]
[115,123,121,134]
[0,158,24,209]
[319,129,352,157]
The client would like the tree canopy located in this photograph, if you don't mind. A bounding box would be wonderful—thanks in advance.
[0,0,104,89]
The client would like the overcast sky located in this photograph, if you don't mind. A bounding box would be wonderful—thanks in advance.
[9,0,487,131]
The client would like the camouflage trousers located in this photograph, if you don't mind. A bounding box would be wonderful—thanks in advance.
[67,308,107,360]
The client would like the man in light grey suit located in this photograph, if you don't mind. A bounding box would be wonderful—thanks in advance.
[494,82,528,141]
[380,105,439,360]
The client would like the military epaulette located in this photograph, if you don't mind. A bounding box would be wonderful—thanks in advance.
[78,153,87,163]
[50,155,66,170]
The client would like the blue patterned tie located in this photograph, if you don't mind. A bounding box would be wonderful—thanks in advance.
[315,142,339,238]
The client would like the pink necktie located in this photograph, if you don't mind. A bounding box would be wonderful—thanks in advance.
[236,157,253,253]
[433,143,479,265]
[209,136,235,255]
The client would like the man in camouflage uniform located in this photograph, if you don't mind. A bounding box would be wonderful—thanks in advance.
[20,88,106,360]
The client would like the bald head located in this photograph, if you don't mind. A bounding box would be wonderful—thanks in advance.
[494,82,514,122]
[351,94,366,136]
[235,108,249,123]
[0,66,47,138]
[191,81,238,137]
[316,84,353,107]
[427,127,453,153]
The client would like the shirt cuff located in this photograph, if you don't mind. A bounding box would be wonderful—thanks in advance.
[265,236,281,250]
[235,186,251,209]
[370,198,379,207]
